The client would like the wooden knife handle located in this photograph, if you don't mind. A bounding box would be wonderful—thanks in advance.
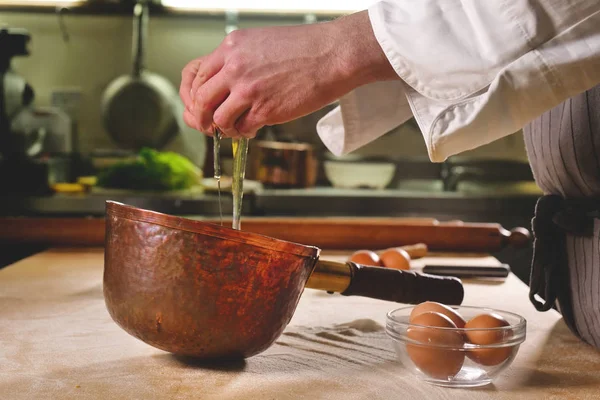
[340,262,464,305]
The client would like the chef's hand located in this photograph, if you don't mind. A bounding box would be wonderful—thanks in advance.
[180,10,398,138]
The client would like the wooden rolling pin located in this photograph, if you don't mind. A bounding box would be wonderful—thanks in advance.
[0,216,530,252]
[221,217,531,252]
[391,243,428,259]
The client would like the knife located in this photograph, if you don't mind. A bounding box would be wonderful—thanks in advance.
[422,264,510,278]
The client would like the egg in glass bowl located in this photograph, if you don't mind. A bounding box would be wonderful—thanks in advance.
[385,302,527,388]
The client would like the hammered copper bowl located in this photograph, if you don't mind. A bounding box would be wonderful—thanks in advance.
[103,201,319,360]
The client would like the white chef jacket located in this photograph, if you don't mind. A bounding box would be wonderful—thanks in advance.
[316,0,600,162]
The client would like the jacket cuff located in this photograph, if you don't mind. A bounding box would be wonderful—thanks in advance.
[316,80,413,156]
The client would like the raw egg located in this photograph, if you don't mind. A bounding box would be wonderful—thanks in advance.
[410,301,466,329]
[349,250,382,266]
[465,313,513,366]
[380,248,411,270]
[406,311,465,379]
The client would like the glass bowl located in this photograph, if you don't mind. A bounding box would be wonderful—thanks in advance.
[386,305,526,388]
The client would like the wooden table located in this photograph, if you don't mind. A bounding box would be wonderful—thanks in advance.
[1,248,599,400]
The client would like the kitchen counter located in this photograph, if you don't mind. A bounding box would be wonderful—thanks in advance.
[0,187,539,221]
[2,248,599,400]
[255,187,538,221]
[0,191,244,217]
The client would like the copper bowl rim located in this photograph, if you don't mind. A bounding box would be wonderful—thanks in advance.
[105,201,320,258]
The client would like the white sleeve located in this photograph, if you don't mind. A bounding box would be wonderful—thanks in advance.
[317,0,600,162]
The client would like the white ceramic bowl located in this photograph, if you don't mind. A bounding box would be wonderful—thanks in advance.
[324,160,396,189]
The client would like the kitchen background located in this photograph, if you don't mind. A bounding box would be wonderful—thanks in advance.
[0,1,538,283]
[2,3,529,161]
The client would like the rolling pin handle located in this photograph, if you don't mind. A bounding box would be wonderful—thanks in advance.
[508,227,531,248]
[340,262,464,305]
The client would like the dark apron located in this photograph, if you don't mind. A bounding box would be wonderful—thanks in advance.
[524,85,600,348]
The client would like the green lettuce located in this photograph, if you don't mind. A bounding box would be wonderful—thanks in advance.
[97,148,203,191]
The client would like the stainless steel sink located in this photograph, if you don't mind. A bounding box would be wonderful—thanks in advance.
[384,157,540,195]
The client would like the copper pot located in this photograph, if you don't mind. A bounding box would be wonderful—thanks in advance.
[248,140,317,188]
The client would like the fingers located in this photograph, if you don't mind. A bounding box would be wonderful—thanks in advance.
[185,70,264,139]
[190,54,224,104]
[185,101,261,139]
[180,51,224,112]
[192,74,230,134]
[235,109,263,138]
[213,95,251,138]
[180,58,202,111]
[183,108,197,131]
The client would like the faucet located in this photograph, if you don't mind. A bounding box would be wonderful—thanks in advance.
[442,164,487,191]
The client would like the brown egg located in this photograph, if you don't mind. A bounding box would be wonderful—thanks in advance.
[349,250,382,266]
[380,248,411,270]
[410,301,466,329]
[406,311,465,379]
[465,313,513,366]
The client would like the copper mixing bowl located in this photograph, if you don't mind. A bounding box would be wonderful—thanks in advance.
[103,201,320,360]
